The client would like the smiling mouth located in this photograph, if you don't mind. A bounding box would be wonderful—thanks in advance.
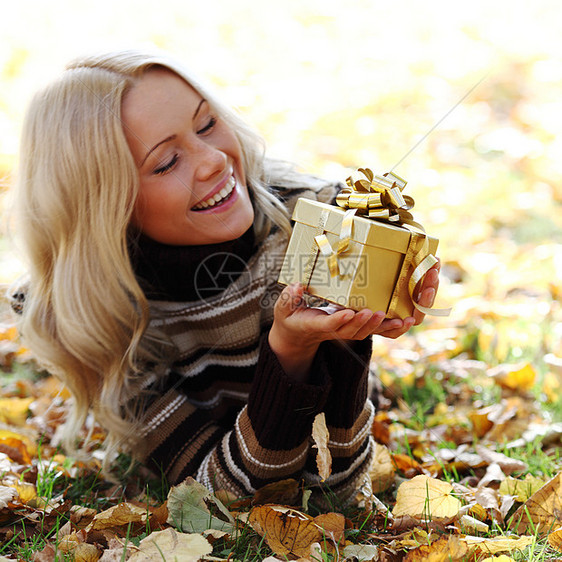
[192,176,236,211]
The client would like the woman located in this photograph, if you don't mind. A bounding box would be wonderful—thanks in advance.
[11,50,439,501]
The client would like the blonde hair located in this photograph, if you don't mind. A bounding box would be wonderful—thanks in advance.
[15,49,292,464]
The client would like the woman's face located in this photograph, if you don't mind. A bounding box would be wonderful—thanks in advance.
[122,68,254,245]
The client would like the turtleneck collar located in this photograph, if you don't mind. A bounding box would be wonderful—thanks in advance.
[128,227,256,302]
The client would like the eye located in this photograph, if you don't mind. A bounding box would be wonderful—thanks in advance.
[153,154,178,175]
[197,116,217,135]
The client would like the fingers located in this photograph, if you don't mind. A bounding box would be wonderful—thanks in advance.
[274,283,305,319]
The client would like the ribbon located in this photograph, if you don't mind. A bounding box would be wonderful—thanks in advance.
[314,168,450,317]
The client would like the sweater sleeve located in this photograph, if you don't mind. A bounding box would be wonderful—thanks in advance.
[303,337,375,505]
[136,336,332,496]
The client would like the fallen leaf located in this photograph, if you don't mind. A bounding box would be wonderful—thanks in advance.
[469,408,494,438]
[249,504,325,558]
[460,514,489,534]
[252,478,300,506]
[461,535,534,554]
[0,397,34,425]
[0,429,36,460]
[342,543,380,561]
[548,526,562,552]
[313,512,345,544]
[369,443,395,493]
[166,477,235,533]
[478,462,507,488]
[475,445,528,475]
[392,475,461,519]
[97,537,136,561]
[12,481,37,504]
[499,474,546,502]
[491,362,536,391]
[404,535,472,561]
[89,503,147,531]
[0,486,17,509]
[128,528,212,562]
[312,412,332,481]
[511,471,562,535]
[371,419,391,445]
[391,453,422,475]
[480,557,516,562]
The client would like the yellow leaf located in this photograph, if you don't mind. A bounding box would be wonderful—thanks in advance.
[499,474,546,502]
[129,529,211,562]
[492,363,536,391]
[510,471,562,535]
[393,474,461,519]
[404,535,472,561]
[249,504,325,558]
[89,502,147,531]
[548,526,562,552]
[0,397,34,425]
[0,429,36,459]
[312,412,331,482]
[12,482,37,504]
[480,557,516,562]
[542,371,562,403]
[391,453,422,474]
[461,535,534,555]
[369,443,395,493]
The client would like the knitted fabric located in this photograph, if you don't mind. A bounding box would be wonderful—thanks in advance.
[133,180,375,501]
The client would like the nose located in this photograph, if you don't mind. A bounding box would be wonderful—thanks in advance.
[193,140,228,182]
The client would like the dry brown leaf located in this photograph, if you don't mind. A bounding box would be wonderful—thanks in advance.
[369,443,395,493]
[461,535,534,554]
[128,528,212,561]
[252,478,300,506]
[511,471,562,535]
[311,412,331,481]
[371,419,391,444]
[89,502,147,531]
[548,526,562,552]
[58,532,100,561]
[404,535,472,561]
[393,475,461,519]
[313,512,345,544]
[249,504,324,558]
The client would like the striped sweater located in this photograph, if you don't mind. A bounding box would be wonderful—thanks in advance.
[129,179,375,501]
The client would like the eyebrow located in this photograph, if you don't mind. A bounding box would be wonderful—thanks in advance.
[140,98,208,167]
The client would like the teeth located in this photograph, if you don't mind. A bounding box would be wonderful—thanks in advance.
[193,176,236,210]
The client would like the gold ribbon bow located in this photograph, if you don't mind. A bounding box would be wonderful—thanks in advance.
[314,168,450,317]
[338,168,414,223]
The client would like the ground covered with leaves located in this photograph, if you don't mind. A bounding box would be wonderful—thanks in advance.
[1,22,562,562]
[1,275,561,561]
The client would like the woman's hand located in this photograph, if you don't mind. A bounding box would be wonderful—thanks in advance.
[373,258,441,338]
[268,260,440,381]
[268,282,386,382]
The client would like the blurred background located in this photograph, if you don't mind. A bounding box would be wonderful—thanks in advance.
[1,0,561,372]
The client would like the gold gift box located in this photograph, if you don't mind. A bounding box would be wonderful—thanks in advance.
[278,198,439,319]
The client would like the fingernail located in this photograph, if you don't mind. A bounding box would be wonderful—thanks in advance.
[428,288,436,305]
